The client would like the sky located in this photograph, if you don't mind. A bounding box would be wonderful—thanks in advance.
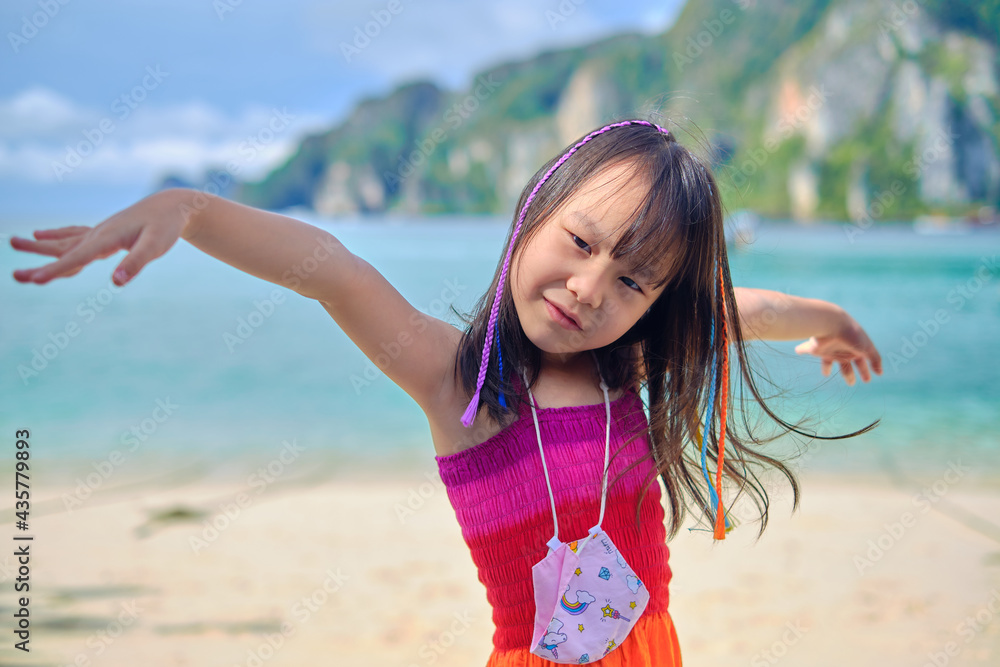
[0,0,685,226]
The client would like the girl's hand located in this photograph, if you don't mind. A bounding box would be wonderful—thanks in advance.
[10,190,189,286]
[794,314,883,386]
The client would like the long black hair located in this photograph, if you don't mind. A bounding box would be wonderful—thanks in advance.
[452,117,879,539]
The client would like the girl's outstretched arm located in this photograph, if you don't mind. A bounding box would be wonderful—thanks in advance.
[10,188,459,410]
[734,287,883,385]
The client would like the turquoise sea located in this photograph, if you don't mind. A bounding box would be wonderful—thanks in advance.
[2,216,998,488]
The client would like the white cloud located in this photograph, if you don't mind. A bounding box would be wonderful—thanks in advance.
[301,0,609,90]
[0,86,329,186]
[0,86,92,141]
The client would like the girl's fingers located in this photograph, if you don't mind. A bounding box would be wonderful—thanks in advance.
[820,358,832,376]
[795,337,817,355]
[870,348,883,375]
[110,227,166,286]
[855,357,872,383]
[839,360,855,386]
[32,225,93,239]
[10,235,76,258]
[27,233,119,284]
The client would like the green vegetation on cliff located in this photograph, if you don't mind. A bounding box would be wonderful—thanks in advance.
[192,0,998,223]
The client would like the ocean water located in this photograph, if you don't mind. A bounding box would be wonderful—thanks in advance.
[2,216,998,486]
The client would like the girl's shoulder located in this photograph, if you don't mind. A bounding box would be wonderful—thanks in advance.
[423,374,508,458]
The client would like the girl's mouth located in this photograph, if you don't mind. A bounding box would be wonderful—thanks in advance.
[544,298,581,331]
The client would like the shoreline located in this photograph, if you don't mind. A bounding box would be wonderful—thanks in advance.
[8,432,999,500]
[6,455,1000,547]
[1,470,998,666]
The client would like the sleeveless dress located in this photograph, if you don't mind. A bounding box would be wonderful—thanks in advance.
[435,372,683,665]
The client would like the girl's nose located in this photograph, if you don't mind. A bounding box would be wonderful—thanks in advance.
[566,268,608,309]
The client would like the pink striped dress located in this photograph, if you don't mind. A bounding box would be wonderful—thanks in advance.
[435,372,683,665]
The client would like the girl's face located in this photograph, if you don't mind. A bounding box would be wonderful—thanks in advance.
[510,162,674,370]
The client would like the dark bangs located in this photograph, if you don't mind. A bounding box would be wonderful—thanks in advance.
[527,125,721,296]
[596,146,720,294]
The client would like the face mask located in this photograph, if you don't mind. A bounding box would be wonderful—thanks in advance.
[523,363,650,663]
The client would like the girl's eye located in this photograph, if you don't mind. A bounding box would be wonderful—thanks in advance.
[570,234,643,293]
[621,277,642,292]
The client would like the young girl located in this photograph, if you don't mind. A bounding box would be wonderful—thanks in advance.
[11,118,881,665]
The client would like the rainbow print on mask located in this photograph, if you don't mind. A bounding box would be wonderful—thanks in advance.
[560,587,596,615]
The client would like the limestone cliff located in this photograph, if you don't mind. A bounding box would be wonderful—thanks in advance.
[167,0,999,223]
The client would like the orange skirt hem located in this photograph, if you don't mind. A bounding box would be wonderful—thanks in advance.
[485,609,682,666]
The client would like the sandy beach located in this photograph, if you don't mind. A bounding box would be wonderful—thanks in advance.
[2,464,999,667]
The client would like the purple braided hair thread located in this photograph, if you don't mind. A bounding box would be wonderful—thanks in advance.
[460,119,671,427]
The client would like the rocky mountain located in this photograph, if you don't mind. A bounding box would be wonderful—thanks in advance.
[162,0,999,223]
